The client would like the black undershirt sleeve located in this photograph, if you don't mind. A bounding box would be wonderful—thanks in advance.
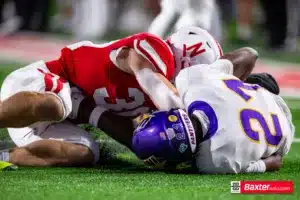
[97,112,136,150]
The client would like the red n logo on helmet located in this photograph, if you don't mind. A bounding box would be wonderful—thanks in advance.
[180,42,206,69]
[183,42,206,58]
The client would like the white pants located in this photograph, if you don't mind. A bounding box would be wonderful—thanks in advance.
[0,62,99,163]
[71,0,109,40]
[148,0,222,41]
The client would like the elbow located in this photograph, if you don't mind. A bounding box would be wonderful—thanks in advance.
[235,47,259,81]
[241,47,259,58]
[242,47,259,64]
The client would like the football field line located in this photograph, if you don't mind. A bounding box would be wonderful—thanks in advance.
[293,138,300,143]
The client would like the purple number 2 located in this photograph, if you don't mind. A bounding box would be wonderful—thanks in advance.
[224,79,282,146]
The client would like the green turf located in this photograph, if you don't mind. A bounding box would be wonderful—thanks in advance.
[0,62,299,200]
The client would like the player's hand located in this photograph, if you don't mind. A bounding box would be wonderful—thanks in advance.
[263,154,282,171]
[116,47,134,74]
[245,73,280,95]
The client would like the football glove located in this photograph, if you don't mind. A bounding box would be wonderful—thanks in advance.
[245,73,280,95]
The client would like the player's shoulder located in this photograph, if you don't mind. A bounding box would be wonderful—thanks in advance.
[131,32,175,78]
[131,32,164,41]
[132,32,173,54]
[175,63,212,84]
[65,41,94,51]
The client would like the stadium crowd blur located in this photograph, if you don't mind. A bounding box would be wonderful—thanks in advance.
[0,0,299,52]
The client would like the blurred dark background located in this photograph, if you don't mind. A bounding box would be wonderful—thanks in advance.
[0,0,299,59]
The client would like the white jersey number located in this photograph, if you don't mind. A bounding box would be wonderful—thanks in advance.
[93,87,149,116]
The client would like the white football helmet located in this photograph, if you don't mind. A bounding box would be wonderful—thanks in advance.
[166,26,223,75]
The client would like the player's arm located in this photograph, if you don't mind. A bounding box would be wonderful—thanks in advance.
[127,46,184,111]
[221,47,258,81]
[69,91,137,149]
[263,154,282,171]
[244,154,282,173]
[148,0,177,37]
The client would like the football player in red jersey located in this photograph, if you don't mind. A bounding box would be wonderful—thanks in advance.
[0,27,224,167]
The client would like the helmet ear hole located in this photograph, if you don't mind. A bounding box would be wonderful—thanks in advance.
[188,32,197,35]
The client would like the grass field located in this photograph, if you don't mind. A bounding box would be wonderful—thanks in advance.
[0,62,299,200]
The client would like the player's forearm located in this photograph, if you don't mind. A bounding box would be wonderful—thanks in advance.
[69,92,135,149]
[263,154,282,171]
[195,0,215,31]
[221,47,258,81]
[97,112,136,149]
[134,68,184,110]
[148,7,176,37]
[128,49,183,110]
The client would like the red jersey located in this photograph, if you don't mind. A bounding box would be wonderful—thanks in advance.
[46,33,175,116]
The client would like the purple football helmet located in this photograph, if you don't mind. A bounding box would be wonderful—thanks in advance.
[132,109,197,168]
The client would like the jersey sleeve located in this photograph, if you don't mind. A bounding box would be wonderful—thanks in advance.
[208,59,233,74]
[45,50,68,78]
[132,33,175,80]
[45,43,81,79]
[45,41,100,82]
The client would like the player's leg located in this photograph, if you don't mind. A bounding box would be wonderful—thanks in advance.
[285,0,300,52]
[72,0,109,40]
[193,0,215,32]
[148,0,178,37]
[0,92,64,128]
[0,61,72,128]
[236,0,254,41]
[1,140,93,167]
[174,9,196,31]
[210,4,222,42]
[6,140,94,167]
[0,121,99,166]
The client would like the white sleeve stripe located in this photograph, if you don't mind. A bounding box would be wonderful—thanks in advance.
[134,39,167,76]
[67,40,119,50]
[67,41,94,50]
[51,76,59,92]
